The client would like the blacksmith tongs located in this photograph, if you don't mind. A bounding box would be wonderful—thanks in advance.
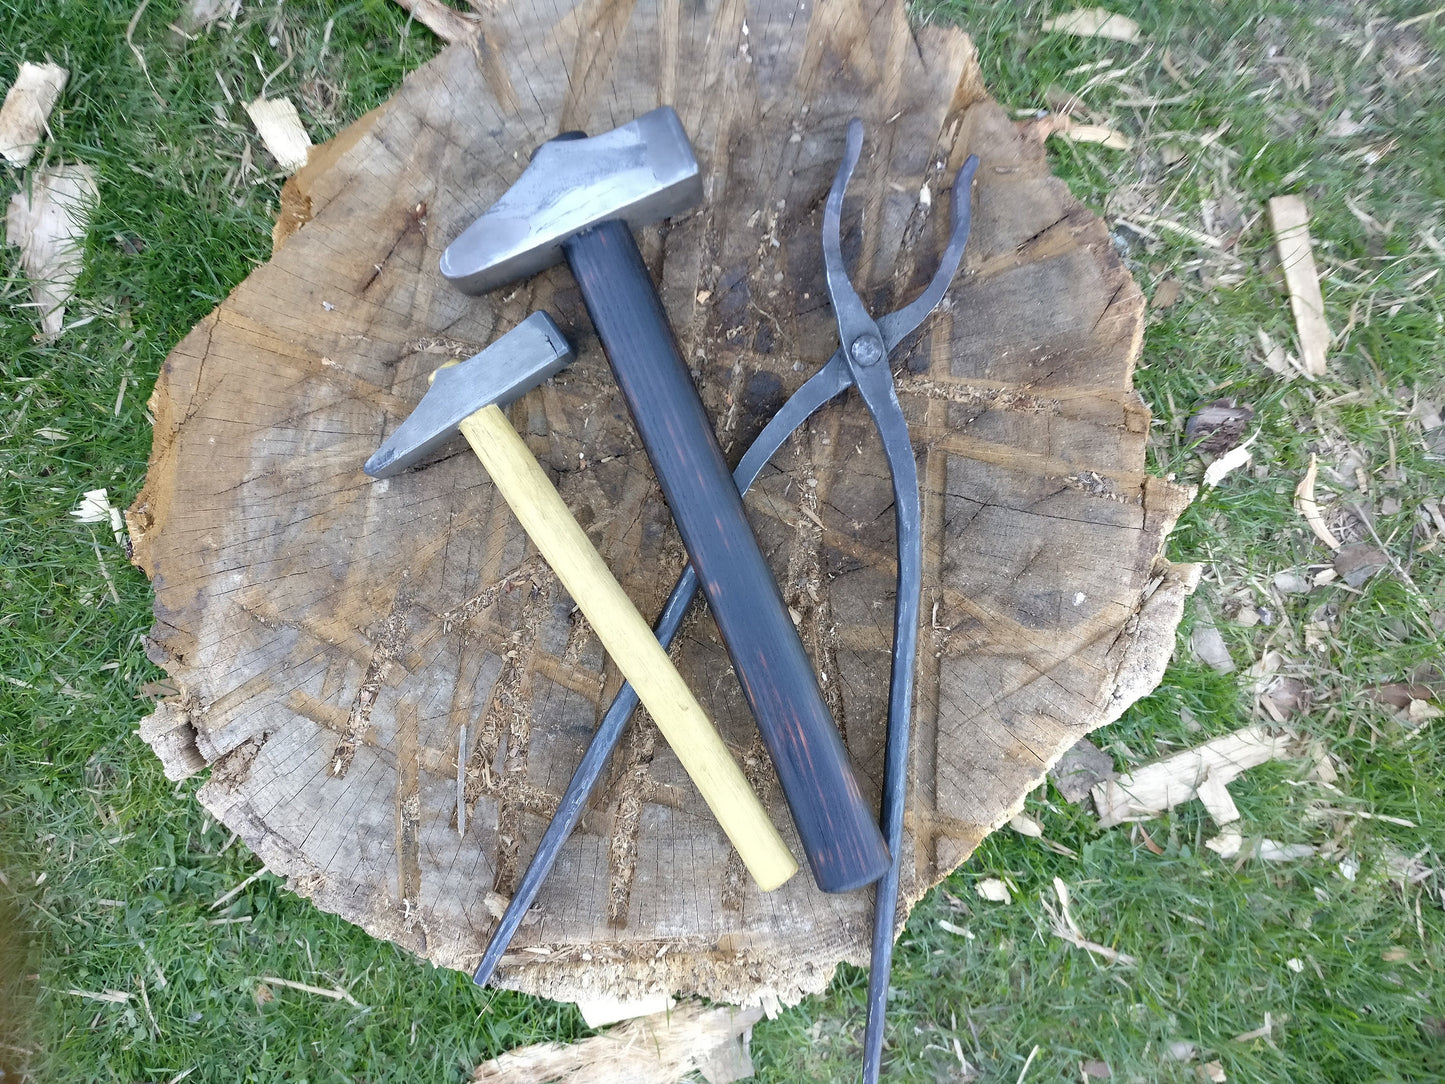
[816,118,979,1084]
[471,120,979,1083]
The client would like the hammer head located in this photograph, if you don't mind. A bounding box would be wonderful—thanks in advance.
[364,312,573,478]
[440,107,702,295]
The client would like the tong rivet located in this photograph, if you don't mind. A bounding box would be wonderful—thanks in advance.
[850,335,884,366]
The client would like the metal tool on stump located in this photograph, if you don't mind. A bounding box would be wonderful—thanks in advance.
[364,312,797,895]
[467,127,981,1011]
[440,108,889,897]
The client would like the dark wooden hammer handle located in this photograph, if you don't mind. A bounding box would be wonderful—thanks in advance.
[564,220,889,893]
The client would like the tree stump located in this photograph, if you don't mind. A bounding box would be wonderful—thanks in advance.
[129,0,1197,1008]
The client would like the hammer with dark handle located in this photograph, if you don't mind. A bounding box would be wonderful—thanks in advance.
[364,313,797,894]
[441,108,890,893]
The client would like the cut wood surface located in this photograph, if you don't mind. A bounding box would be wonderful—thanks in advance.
[129,0,1197,1007]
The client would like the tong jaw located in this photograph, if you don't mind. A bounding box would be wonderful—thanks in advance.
[824,117,983,358]
[822,119,886,371]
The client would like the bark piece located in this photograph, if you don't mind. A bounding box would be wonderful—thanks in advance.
[1184,398,1253,455]
[0,61,68,167]
[1049,737,1116,804]
[4,162,97,338]
[128,0,1195,1008]
[1092,726,1289,828]
[1268,195,1330,376]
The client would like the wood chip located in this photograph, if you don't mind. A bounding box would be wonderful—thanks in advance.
[1205,828,1242,859]
[1202,434,1256,488]
[244,97,312,173]
[1294,455,1342,552]
[473,1000,763,1084]
[577,994,677,1028]
[1185,399,1254,455]
[976,877,1012,903]
[4,162,98,338]
[1151,278,1182,309]
[1041,7,1141,42]
[1195,770,1240,826]
[1268,195,1330,376]
[1197,1059,1227,1081]
[1058,122,1133,151]
[1189,618,1235,673]
[1009,812,1044,837]
[1092,726,1289,828]
[1256,330,1303,379]
[1166,1040,1197,1062]
[1256,840,1315,862]
[0,61,68,167]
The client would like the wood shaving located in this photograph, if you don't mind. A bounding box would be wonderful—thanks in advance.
[472,1000,762,1084]
[1205,829,1242,859]
[4,162,98,338]
[1256,840,1316,862]
[1092,726,1289,827]
[1202,432,1257,488]
[1041,8,1141,42]
[244,97,312,172]
[1195,770,1240,825]
[257,975,364,1007]
[1043,877,1136,965]
[1268,195,1330,376]
[1294,454,1342,551]
[0,61,68,167]
[975,877,1012,903]
[1009,812,1044,837]
[1059,122,1133,150]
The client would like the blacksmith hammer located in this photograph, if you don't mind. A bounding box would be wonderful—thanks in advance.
[441,108,890,893]
[365,312,797,893]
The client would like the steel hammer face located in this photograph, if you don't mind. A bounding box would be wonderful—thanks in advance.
[363,313,573,478]
[440,108,702,295]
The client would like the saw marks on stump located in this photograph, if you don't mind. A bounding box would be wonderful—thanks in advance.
[129,0,1196,1007]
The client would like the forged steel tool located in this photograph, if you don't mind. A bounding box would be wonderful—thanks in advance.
[440,107,888,893]
[821,120,980,1084]
[469,126,980,994]
[364,312,797,894]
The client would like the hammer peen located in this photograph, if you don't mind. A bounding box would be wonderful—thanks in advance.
[365,313,797,894]
[441,108,890,893]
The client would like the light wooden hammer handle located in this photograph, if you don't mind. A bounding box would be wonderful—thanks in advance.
[458,404,798,892]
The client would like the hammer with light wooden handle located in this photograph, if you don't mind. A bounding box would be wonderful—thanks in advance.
[364,313,796,893]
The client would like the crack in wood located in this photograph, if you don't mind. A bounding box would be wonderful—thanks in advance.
[332,610,406,778]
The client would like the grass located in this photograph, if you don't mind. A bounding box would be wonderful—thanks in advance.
[2,0,1443,1081]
